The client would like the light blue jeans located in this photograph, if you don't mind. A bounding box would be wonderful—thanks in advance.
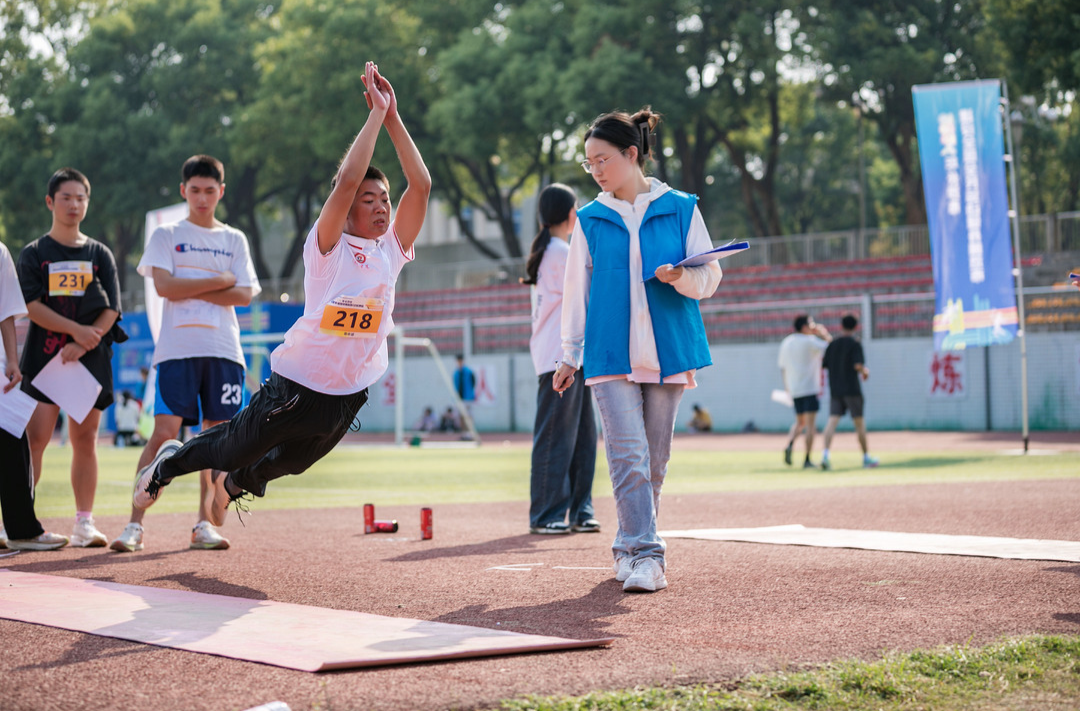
[591,379,684,568]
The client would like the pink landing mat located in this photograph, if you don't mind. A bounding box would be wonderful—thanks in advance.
[0,570,612,672]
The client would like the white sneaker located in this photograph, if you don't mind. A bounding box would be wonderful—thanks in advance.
[613,557,634,582]
[110,522,144,552]
[622,558,668,593]
[133,439,182,510]
[0,526,7,548]
[190,521,230,550]
[70,517,108,548]
[7,531,69,551]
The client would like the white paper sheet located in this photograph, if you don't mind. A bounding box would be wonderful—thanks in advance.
[770,388,794,407]
[30,353,102,425]
[0,385,39,437]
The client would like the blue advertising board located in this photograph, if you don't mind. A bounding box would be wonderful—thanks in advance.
[912,79,1018,350]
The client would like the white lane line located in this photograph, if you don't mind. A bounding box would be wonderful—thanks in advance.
[487,563,544,571]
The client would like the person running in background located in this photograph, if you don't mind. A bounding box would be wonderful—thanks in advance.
[777,314,830,469]
[0,239,69,552]
[17,167,124,548]
[554,107,722,593]
[111,154,260,553]
[132,62,430,526]
[821,314,878,469]
[522,183,599,536]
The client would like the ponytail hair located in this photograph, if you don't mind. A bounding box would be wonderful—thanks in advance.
[521,183,577,286]
[583,106,662,170]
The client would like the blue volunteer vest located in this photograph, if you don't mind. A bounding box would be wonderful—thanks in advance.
[577,189,712,380]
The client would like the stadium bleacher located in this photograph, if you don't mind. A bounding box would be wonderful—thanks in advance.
[394,254,941,352]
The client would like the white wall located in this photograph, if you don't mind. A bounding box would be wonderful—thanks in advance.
[355,334,1080,433]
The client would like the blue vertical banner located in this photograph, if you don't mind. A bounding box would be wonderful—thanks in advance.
[913,79,1018,351]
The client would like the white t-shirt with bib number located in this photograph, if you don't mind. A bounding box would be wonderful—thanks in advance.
[270,221,413,395]
[138,219,261,367]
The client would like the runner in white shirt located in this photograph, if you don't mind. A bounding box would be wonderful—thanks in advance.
[777,313,832,468]
[132,62,430,526]
[111,154,261,553]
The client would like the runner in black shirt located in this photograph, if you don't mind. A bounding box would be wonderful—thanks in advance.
[821,314,878,469]
[17,168,124,547]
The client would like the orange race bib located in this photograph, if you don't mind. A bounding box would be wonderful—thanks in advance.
[48,261,93,296]
[319,295,384,338]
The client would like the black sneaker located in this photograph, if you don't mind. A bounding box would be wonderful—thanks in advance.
[529,522,571,535]
[571,519,601,533]
[783,443,793,466]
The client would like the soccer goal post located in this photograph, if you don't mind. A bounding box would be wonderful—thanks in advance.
[391,330,481,446]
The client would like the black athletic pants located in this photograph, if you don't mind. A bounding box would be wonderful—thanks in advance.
[159,372,369,497]
[0,430,45,540]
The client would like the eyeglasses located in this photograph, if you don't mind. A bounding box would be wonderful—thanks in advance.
[581,149,627,174]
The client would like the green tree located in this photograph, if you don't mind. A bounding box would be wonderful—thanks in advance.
[557,0,816,238]
[813,0,1000,226]
[986,0,1080,212]
[238,0,432,278]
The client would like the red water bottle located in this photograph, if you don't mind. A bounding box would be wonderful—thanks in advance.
[421,507,433,540]
[374,520,398,533]
[363,503,375,534]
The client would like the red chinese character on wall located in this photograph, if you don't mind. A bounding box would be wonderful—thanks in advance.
[930,352,963,395]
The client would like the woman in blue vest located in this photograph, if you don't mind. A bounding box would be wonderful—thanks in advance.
[553,107,722,593]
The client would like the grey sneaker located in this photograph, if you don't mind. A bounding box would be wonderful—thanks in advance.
[110,522,144,552]
[623,558,667,593]
[70,517,108,547]
[613,557,634,582]
[820,458,831,471]
[0,526,6,549]
[190,520,230,550]
[784,443,793,466]
[529,522,571,535]
[7,531,69,551]
[133,439,182,510]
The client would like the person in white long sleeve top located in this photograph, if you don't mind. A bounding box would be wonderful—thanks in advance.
[523,184,599,536]
[553,107,722,593]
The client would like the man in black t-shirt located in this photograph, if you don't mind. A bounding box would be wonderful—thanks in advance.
[820,314,878,470]
[17,167,124,548]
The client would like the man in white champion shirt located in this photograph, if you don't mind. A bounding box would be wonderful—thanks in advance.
[112,154,260,553]
[131,62,430,526]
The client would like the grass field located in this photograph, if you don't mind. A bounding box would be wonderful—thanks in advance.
[502,636,1080,711]
[32,441,1080,518]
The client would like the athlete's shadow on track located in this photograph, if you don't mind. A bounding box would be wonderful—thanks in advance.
[4,549,187,577]
[385,534,567,562]
[430,580,631,641]
[9,570,268,671]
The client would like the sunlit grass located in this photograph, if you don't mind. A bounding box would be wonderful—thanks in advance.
[31,442,1080,518]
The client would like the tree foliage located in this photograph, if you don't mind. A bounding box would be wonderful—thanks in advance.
[1,0,1078,276]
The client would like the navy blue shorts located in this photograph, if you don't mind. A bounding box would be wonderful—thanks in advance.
[793,394,820,414]
[155,357,245,426]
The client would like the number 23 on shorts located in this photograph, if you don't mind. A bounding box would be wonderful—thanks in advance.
[319,295,384,338]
